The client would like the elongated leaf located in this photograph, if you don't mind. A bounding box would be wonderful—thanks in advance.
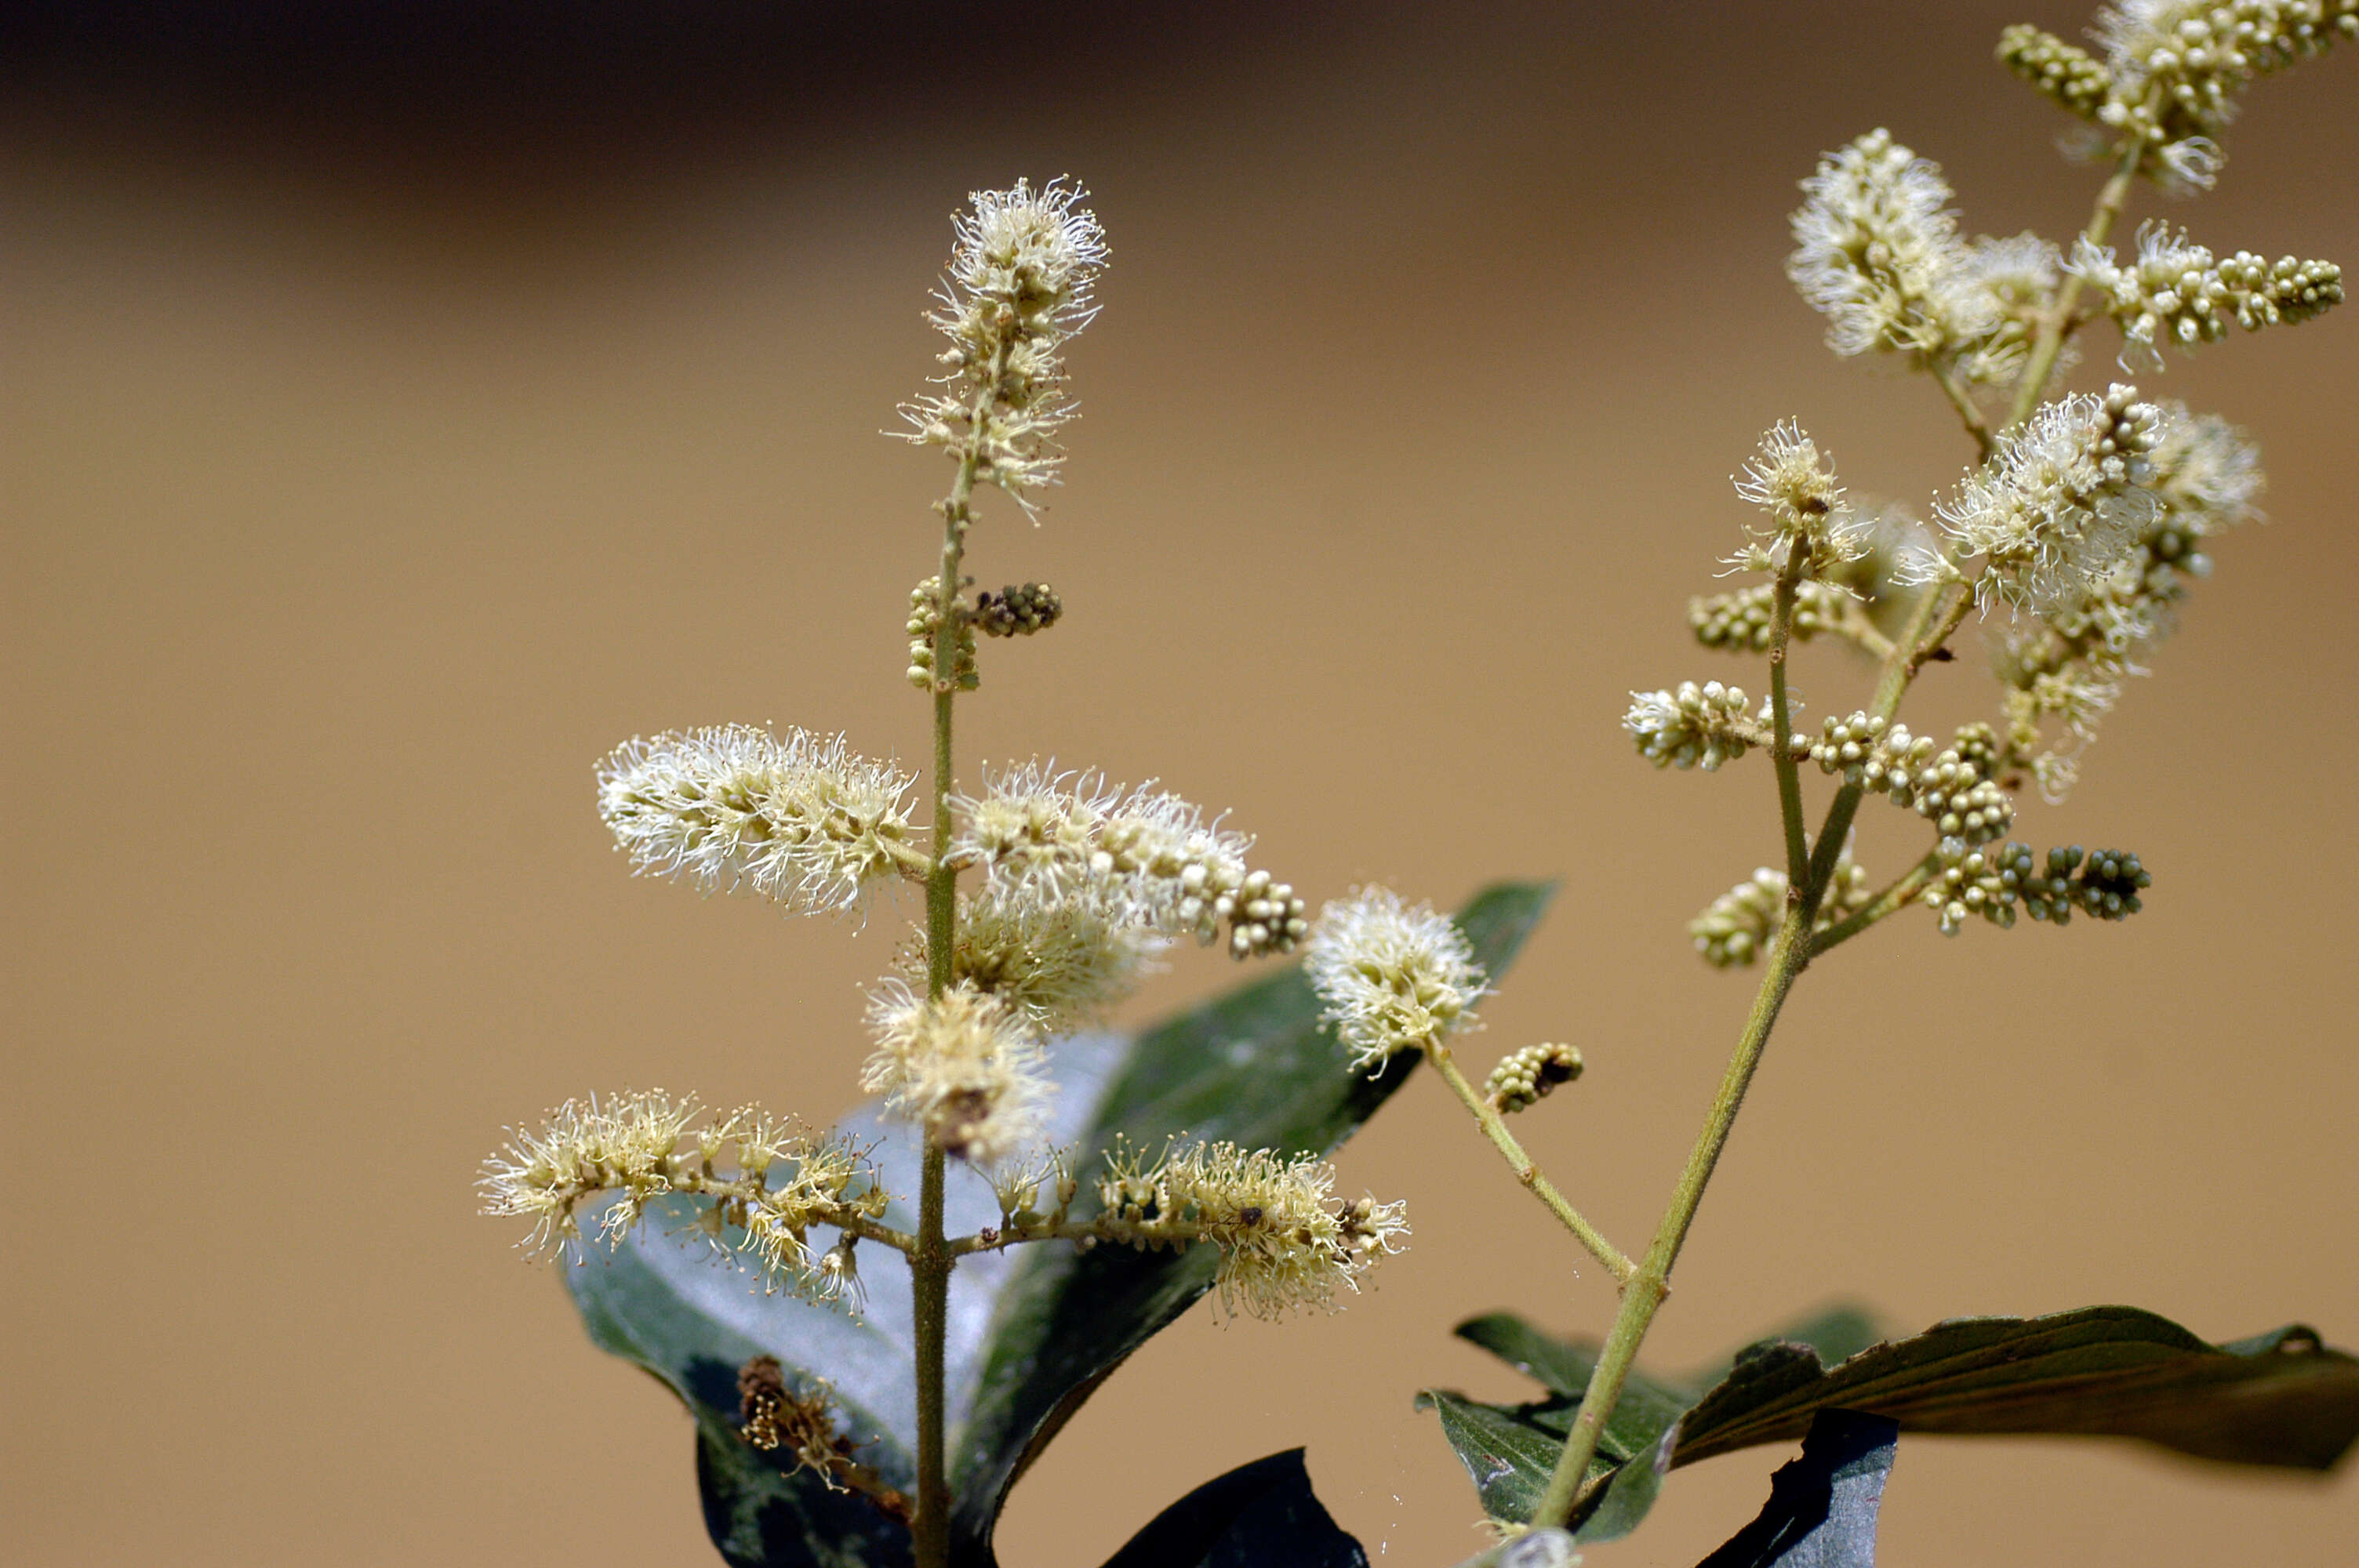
[1098,1449,1367,1568]
[1424,1304,2359,1544]
[563,882,1555,1566]
[1695,1410,1896,1568]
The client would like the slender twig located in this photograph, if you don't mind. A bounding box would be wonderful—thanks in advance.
[2007,125,2150,430]
[1808,849,1940,956]
[907,343,1007,1568]
[1768,550,1812,889]
[1929,354,1995,459]
[1425,1040,1636,1285]
[1528,539,1968,1529]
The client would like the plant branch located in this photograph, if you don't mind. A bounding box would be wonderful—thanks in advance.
[908,345,1006,1568]
[2007,126,2149,430]
[1768,550,1811,890]
[1425,1040,1636,1285]
[1930,354,1995,459]
[1528,902,1812,1526]
[1528,556,1971,1528]
[1808,848,1940,956]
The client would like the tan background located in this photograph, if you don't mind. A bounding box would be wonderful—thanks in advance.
[6,4,2356,1563]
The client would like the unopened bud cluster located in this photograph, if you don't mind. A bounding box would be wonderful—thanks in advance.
[1094,1140,1409,1319]
[976,582,1063,637]
[907,577,980,691]
[1928,841,2150,935]
[1812,714,2016,844]
[1688,858,1872,968]
[1624,681,1760,771]
[1304,887,1488,1070]
[1689,579,1856,652]
[1485,1043,1585,1114]
[2074,223,2342,363]
[2003,5,2357,188]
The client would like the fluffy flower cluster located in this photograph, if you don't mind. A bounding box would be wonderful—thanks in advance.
[954,766,1306,961]
[1932,384,2164,609]
[478,1092,877,1294]
[1730,422,1869,575]
[900,178,1109,499]
[1991,403,2262,796]
[598,725,918,915]
[1096,1141,1410,1319]
[863,981,1052,1165]
[1304,887,1488,1070]
[1623,681,1761,772]
[2074,223,2343,365]
[1788,129,1993,360]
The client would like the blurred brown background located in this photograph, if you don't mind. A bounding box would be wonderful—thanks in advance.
[6,2,2355,1563]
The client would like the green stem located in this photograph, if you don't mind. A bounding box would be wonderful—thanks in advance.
[1768,550,1810,890]
[2007,128,2148,430]
[1426,1040,1635,1284]
[1930,354,1995,459]
[908,347,1005,1568]
[1808,849,1940,956]
[1529,562,1966,1529]
[1529,905,1812,1526]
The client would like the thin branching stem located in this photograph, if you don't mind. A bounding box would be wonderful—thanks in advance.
[1528,543,1965,1529]
[1931,353,1996,459]
[1424,1040,1636,1285]
[2008,124,2150,430]
[1768,550,1812,889]
[909,343,1008,1568]
[1809,848,1941,956]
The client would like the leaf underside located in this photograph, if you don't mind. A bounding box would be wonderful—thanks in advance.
[562,882,1557,1566]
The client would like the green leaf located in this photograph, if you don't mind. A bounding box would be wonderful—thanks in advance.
[1694,1410,1896,1568]
[1096,1449,1367,1568]
[1423,1304,2359,1545]
[562,881,1555,1566]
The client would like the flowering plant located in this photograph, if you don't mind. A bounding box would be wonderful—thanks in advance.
[482,9,2357,1566]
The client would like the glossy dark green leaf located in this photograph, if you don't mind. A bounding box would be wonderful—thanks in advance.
[1424,1304,2359,1545]
[1096,1449,1367,1568]
[562,882,1556,1566]
[1694,1410,1896,1568]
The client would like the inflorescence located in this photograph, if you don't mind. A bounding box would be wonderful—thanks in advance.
[1304,887,1489,1072]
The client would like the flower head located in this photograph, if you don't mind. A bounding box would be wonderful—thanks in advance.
[1788,129,1992,359]
[1732,421,1865,574]
[478,1089,700,1256]
[954,764,1305,958]
[598,725,918,916]
[1931,384,2163,609]
[863,980,1052,1164]
[1304,887,1487,1071]
[900,179,1110,501]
